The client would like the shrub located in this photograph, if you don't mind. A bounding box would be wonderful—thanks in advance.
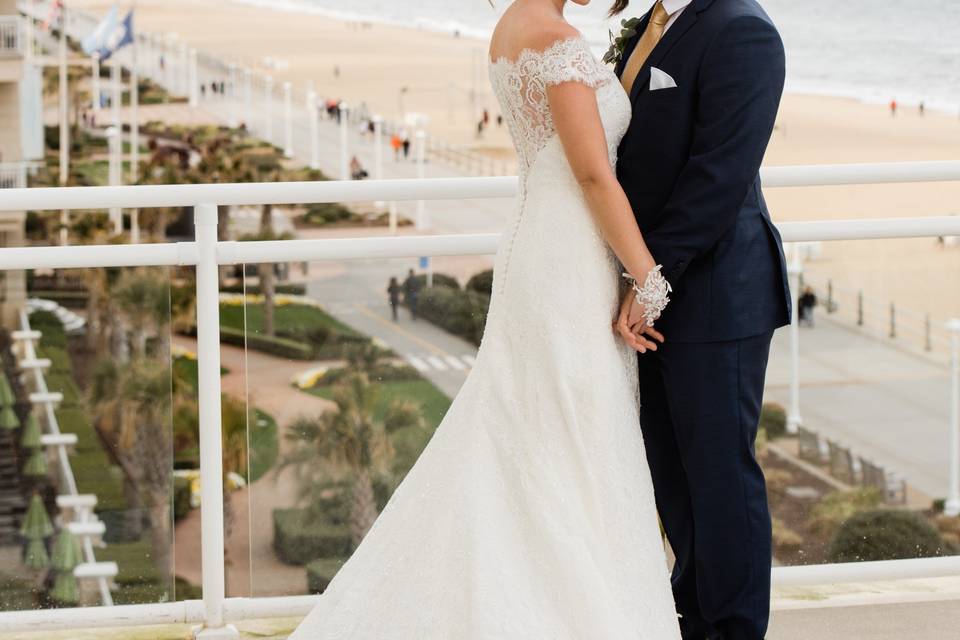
[220,283,306,296]
[306,557,347,594]
[827,510,949,563]
[272,508,353,565]
[410,273,460,291]
[416,286,490,346]
[466,269,494,297]
[302,203,354,226]
[319,363,421,387]
[760,403,788,440]
[808,488,883,537]
[173,476,193,523]
[219,326,314,360]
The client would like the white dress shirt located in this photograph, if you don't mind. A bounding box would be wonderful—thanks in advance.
[661,0,693,33]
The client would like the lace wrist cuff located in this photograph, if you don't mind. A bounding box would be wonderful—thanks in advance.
[623,266,673,327]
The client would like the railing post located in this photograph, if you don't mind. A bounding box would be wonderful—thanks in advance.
[192,204,239,639]
[339,102,350,181]
[188,48,199,107]
[946,320,960,517]
[787,247,803,434]
[925,314,933,352]
[857,290,864,326]
[372,115,386,213]
[264,75,274,144]
[283,81,293,159]
[415,130,427,230]
[827,279,834,313]
[308,88,320,170]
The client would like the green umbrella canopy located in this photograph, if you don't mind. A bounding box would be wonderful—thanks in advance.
[20,414,42,449]
[20,494,54,539]
[23,448,49,478]
[50,571,79,604]
[51,529,82,572]
[0,405,18,431]
[24,537,50,570]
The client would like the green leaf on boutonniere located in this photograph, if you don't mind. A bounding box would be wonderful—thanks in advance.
[603,16,644,66]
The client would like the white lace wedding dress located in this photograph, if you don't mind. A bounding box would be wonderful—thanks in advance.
[288,36,680,639]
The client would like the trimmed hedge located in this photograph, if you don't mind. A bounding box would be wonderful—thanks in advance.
[318,362,421,387]
[273,508,352,565]
[410,273,460,291]
[219,325,314,360]
[306,557,347,594]
[174,476,192,522]
[760,403,788,440]
[416,286,490,346]
[220,283,307,296]
[828,509,949,563]
[466,269,494,297]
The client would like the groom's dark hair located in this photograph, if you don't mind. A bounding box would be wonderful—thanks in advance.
[609,0,630,16]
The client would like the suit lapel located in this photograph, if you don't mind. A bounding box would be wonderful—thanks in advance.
[628,0,715,103]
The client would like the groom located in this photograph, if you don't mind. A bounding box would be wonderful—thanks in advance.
[612,0,790,638]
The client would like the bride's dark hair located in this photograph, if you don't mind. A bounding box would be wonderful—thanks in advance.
[609,1,629,16]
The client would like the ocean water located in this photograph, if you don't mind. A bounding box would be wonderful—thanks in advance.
[231,0,960,112]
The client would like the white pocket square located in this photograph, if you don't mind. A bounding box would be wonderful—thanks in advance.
[649,67,678,91]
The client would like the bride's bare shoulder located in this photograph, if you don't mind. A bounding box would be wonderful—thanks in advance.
[489,6,580,62]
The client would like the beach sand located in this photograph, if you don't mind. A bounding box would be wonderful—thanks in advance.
[68,0,960,321]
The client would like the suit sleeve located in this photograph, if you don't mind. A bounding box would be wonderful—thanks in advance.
[642,15,785,286]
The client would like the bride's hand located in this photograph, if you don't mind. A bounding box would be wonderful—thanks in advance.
[615,292,665,353]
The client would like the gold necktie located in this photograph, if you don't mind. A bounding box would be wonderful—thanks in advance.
[621,1,671,94]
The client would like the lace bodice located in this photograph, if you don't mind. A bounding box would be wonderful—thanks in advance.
[489,35,628,180]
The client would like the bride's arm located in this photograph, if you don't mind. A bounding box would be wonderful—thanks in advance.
[548,81,663,351]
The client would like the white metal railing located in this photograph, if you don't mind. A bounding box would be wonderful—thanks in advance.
[0,16,21,56]
[0,164,958,636]
[14,311,114,606]
[0,162,28,189]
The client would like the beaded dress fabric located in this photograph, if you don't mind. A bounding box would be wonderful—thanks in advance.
[288,35,680,639]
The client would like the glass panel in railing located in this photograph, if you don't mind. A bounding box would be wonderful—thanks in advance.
[0,266,176,612]
[236,254,491,597]
[765,238,960,570]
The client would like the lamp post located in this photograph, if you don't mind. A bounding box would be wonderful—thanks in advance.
[282,81,293,158]
[339,102,350,181]
[786,246,803,435]
[945,319,960,517]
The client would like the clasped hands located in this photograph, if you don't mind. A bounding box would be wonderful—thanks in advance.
[614,291,665,353]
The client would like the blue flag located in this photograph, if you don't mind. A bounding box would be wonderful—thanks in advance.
[95,9,134,61]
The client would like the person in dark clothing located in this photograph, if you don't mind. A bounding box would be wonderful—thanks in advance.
[799,286,818,327]
[403,269,421,321]
[387,277,402,322]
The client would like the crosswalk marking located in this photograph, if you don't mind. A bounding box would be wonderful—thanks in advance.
[405,354,476,374]
[443,356,466,371]
[426,356,449,371]
[407,356,430,372]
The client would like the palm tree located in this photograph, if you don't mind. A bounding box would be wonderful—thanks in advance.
[282,373,422,546]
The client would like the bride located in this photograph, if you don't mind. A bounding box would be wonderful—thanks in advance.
[288,0,681,636]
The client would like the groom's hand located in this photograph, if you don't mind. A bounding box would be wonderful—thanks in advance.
[616,293,665,353]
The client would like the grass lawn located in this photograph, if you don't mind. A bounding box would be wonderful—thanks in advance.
[220,302,362,339]
[308,379,450,432]
[248,408,279,483]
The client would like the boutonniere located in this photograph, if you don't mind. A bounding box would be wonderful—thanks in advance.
[603,17,643,65]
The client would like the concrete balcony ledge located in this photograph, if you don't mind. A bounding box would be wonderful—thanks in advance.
[0,578,957,640]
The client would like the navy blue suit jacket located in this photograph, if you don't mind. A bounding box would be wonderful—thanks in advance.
[615,0,791,343]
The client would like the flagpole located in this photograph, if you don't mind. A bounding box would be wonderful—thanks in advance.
[58,0,70,247]
[110,57,122,235]
[130,1,140,244]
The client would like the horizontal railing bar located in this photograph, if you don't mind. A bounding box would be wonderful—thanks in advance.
[218,234,501,264]
[2,217,959,272]
[1,161,959,211]
[3,557,959,632]
[778,216,960,242]
[0,242,197,270]
[771,556,960,587]
[0,177,519,212]
[762,161,960,188]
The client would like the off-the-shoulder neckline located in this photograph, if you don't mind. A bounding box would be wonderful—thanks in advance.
[488,34,589,68]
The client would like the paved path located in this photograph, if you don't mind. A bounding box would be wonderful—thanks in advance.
[172,338,335,597]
